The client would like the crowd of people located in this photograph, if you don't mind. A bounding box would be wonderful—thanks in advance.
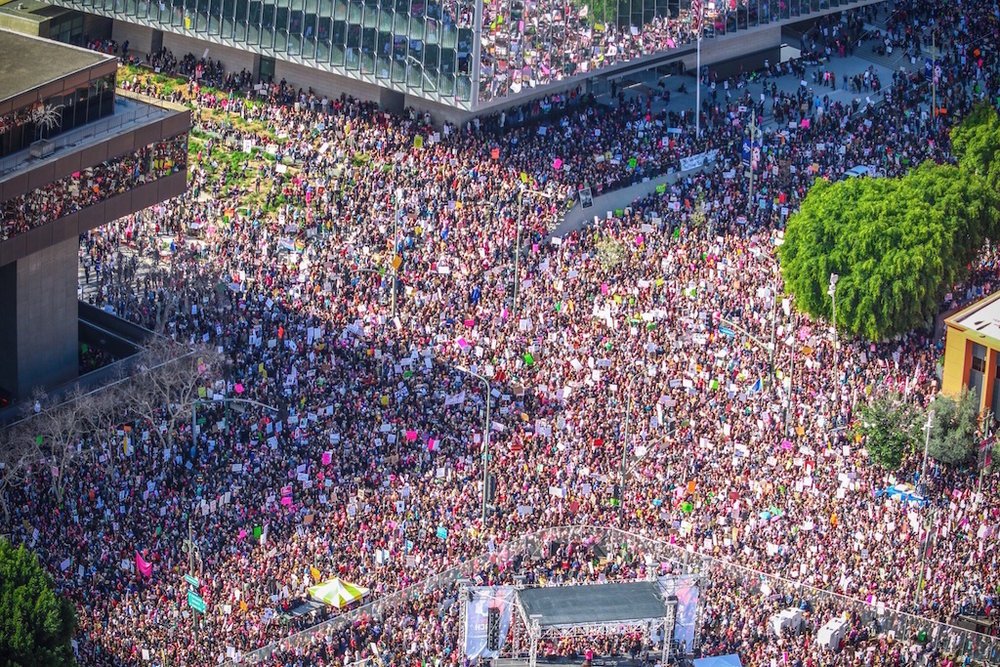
[3,0,1000,664]
[0,136,187,241]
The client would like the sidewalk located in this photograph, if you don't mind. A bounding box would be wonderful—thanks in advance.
[592,5,909,132]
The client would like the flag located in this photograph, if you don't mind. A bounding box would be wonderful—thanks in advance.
[691,0,703,34]
[981,434,996,469]
[750,378,762,394]
[310,566,322,582]
[135,551,153,578]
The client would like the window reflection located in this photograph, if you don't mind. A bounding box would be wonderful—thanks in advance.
[79,0,825,105]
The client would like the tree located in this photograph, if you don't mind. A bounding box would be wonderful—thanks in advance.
[126,340,223,453]
[779,162,993,340]
[594,234,626,270]
[0,425,42,524]
[0,539,77,666]
[927,392,980,466]
[951,103,1000,220]
[858,393,922,469]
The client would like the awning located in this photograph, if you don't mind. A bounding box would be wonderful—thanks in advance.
[307,577,369,608]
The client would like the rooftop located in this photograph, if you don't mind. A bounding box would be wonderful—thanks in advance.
[516,582,667,628]
[0,28,112,104]
[946,291,1000,343]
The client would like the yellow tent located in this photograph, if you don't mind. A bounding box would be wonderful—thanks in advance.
[307,577,369,608]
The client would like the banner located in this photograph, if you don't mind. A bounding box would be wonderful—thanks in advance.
[680,154,706,171]
[657,575,699,651]
[464,586,516,658]
[674,581,699,651]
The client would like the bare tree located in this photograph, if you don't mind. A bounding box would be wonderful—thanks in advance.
[0,424,42,524]
[126,339,224,453]
[30,387,91,503]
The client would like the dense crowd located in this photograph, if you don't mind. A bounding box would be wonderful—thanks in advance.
[3,0,1000,665]
[0,136,187,241]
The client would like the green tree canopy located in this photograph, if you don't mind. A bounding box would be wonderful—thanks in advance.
[951,103,1000,209]
[779,161,993,340]
[858,393,922,469]
[927,392,980,466]
[0,539,77,666]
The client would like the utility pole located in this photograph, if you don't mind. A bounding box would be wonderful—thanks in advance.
[513,187,553,314]
[391,188,404,319]
[454,365,491,529]
[768,279,777,380]
[186,518,199,643]
[920,409,935,494]
[619,392,632,514]
[693,0,703,138]
[979,411,994,495]
[513,190,523,315]
[913,505,937,610]
[828,273,839,373]
[748,105,758,224]
[931,29,937,128]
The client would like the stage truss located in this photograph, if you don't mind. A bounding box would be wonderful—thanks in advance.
[512,602,677,667]
[457,528,709,665]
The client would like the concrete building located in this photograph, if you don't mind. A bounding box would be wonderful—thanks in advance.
[942,292,1000,417]
[31,0,881,122]
[0,29,189,399]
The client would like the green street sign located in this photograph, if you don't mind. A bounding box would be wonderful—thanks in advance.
[184,575,200,588]
[187,590,207,614]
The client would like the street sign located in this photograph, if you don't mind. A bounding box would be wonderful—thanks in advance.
[187,590,207,614]
[184,574,200,588]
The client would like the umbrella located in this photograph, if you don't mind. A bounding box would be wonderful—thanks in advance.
[307,577,369,608]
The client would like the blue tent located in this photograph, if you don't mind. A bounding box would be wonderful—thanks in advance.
[693,656,743,667]
[875,483,929,508]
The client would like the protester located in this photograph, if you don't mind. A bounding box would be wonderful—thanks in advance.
[3,0,999,664]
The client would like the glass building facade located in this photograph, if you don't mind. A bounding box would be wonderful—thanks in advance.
[0,73,116,158]
[47,0,862,110]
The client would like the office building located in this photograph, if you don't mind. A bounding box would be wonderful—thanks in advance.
[942,292,1000,417]
[0,29,189,398]
[33,0,881,120]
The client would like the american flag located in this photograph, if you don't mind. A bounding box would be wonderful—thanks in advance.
[691,0,703,35]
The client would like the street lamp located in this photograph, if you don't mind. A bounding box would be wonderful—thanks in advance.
[453,365,492,528]
[513,186,554,314]
[391,188,406,318]
[828,272,839,371]
[920,409,935,494]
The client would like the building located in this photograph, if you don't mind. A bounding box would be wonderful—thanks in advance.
[0,28,189,399]
[30,0,881,121]
[942,292,1000,417]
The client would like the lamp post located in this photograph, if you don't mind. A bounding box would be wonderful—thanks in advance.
[391,188,405,319]
[828,272,839,370]
[454,365,492,527]
[619,390,633,515]
[920,409,935,494]
[183,517,204,642]
[513,186,554,315]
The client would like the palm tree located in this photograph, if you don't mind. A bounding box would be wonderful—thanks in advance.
[31,103,64,141]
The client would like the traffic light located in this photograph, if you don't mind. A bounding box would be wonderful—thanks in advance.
[486,606,501,651]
